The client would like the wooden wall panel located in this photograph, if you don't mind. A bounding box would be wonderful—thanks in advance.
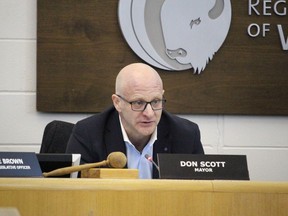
[37,0,288,114]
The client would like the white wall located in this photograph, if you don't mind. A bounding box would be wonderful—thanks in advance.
[0,0,287,181]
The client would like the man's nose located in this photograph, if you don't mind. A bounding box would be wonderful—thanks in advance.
[142,103,154,115]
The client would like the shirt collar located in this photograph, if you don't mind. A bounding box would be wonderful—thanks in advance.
[119,115,157,148]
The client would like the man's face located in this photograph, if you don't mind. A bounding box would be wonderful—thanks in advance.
[112,63,165,143]
[114,82,164,142]
[121,94,163,139]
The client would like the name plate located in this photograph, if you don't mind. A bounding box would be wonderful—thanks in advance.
[0,152,43,177]
[157,154,249,180]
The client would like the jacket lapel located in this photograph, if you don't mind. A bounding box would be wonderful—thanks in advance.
[104,110,127,158]
[152,114,172,178]
[103,109,172,178]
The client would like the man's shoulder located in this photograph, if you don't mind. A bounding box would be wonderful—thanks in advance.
[160,110,199,130]
[76,106,117,128]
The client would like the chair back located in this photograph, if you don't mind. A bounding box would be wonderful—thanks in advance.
[40,120,75,153]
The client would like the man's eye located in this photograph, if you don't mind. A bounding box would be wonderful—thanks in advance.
[133,101,145,106]
[151,100,161,105]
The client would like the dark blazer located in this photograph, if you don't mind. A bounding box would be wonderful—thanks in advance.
[66,106,204,178]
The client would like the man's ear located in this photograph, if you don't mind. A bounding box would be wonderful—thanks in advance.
[112,94,121,112]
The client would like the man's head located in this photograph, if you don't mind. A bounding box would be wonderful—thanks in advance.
[112,63,165,147]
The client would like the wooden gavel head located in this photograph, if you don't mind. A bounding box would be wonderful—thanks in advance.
[107,152,127,168]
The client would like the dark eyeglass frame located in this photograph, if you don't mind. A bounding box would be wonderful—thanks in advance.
[116,94,166,112]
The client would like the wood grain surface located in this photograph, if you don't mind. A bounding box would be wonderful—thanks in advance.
[37,0,288,114]
[0,178,287,216]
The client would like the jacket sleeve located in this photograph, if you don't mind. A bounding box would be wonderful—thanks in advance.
[160,111,204,154]
[65,121,98,164]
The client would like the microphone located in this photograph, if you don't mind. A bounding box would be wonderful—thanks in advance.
[42,152,127,177]
[145,154,159,172]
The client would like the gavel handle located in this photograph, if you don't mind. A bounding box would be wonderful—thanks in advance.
[42,160,108,177]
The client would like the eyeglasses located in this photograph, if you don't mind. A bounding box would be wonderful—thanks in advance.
[116,94,166,112]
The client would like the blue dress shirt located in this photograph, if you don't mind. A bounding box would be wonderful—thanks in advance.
[119,116,157,179]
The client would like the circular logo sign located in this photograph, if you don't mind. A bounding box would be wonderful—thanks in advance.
[118,0,232,74]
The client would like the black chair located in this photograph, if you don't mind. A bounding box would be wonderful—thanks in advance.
[40,120,75,153]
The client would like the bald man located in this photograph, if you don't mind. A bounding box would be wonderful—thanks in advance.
[66,63,204,179]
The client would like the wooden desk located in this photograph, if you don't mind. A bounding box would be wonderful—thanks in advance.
[0,178,287,216]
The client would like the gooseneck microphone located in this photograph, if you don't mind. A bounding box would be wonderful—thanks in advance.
[145,154,159,172]
[42,152,127,177]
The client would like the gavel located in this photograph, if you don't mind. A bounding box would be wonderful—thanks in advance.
[42,152,127,177]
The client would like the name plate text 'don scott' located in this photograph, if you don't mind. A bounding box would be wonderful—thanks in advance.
[157,154,249,180]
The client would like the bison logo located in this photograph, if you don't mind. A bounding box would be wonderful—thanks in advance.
[118,0,232,74]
